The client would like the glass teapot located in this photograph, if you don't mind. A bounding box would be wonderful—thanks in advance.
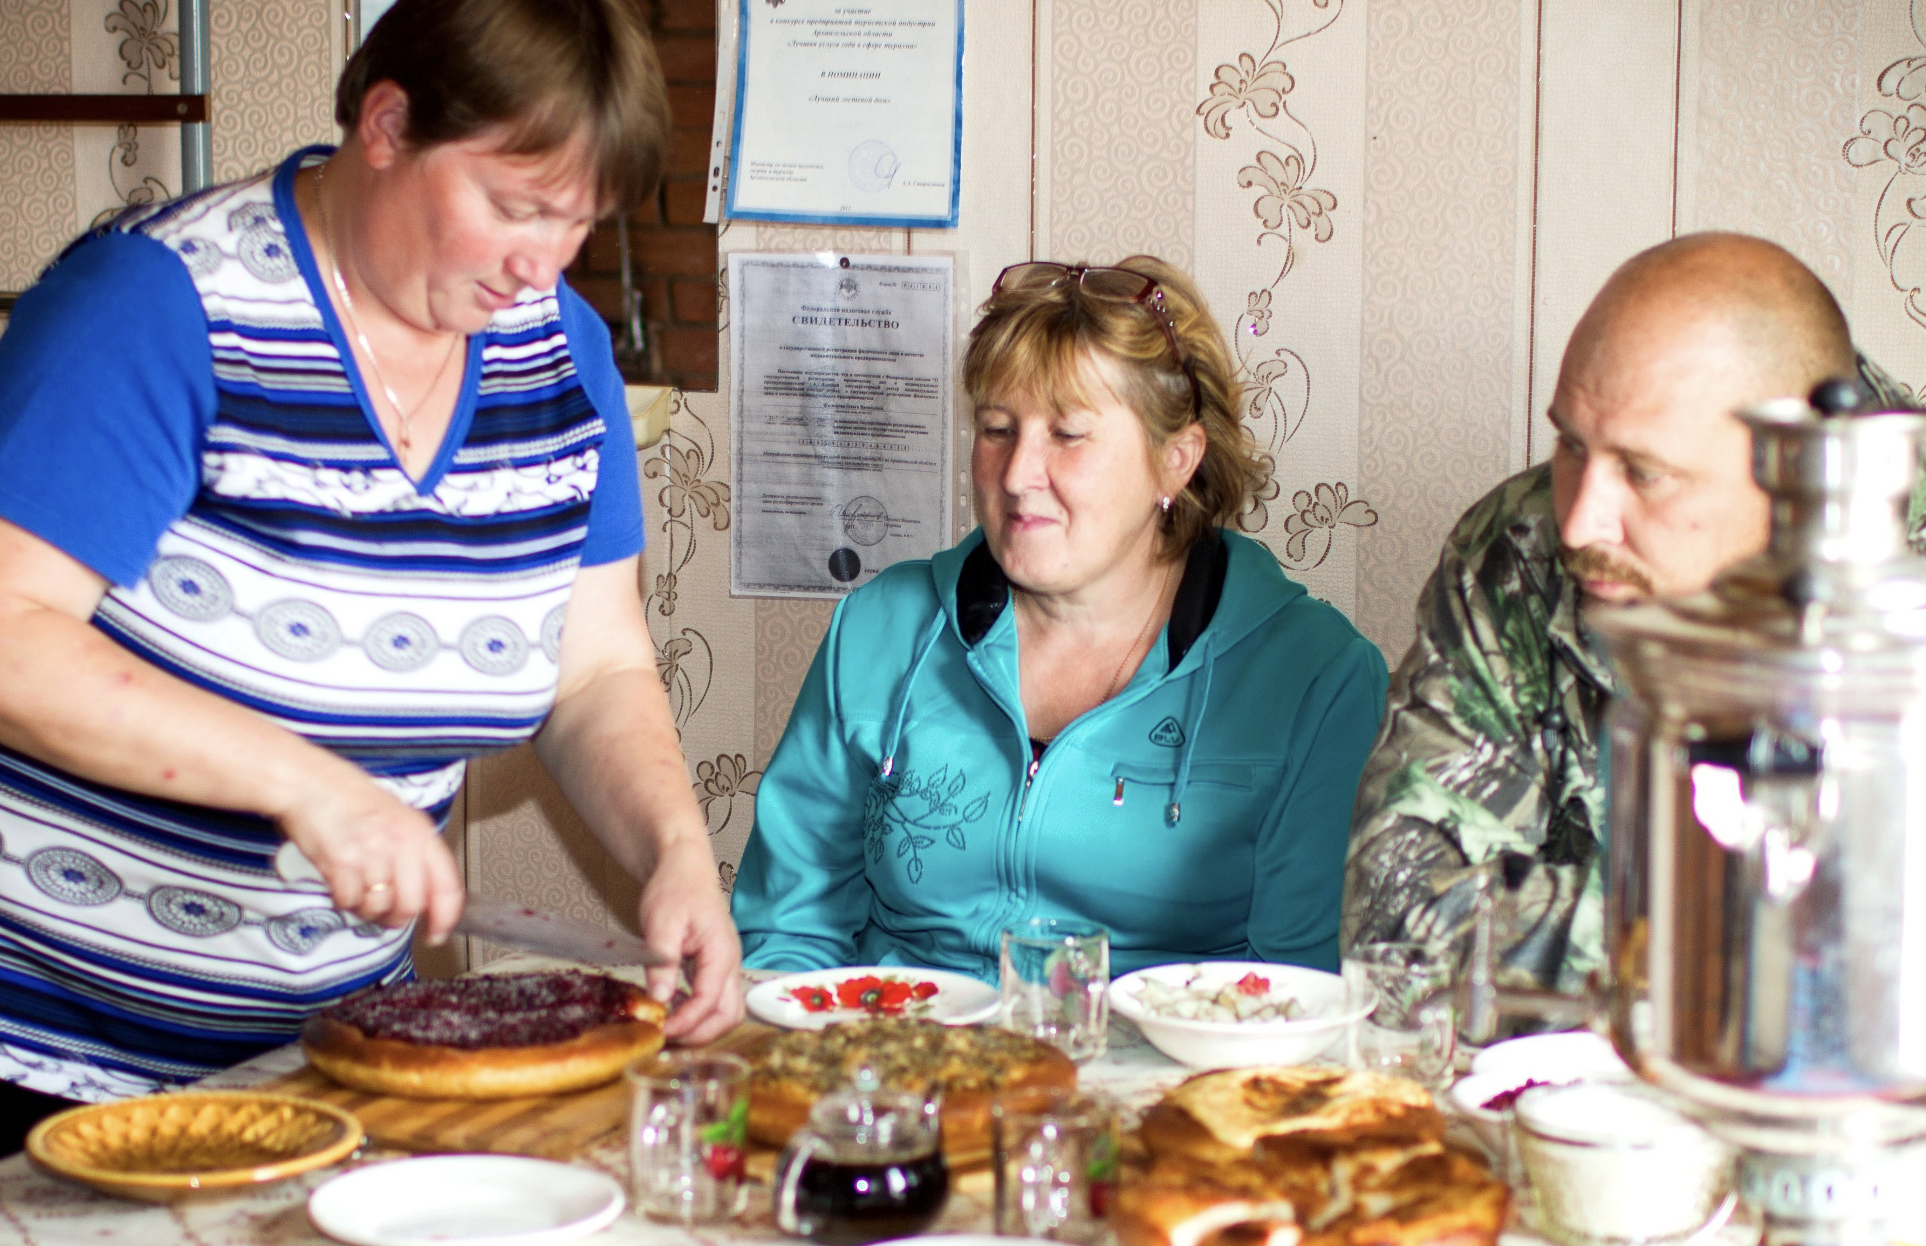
[773,1073,949,1245]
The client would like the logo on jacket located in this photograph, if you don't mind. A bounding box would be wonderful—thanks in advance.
[863,762,991,886]
[1149,717,1186,747]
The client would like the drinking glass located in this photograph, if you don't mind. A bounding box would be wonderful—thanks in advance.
[626,1051,749,1224]
[991,1087,1118,1242]
[999,918,1109,1062]
[1342,941,1456,1087]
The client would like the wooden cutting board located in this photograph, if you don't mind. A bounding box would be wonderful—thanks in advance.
[260,1065,630,1159]
[262,1022,780,1160]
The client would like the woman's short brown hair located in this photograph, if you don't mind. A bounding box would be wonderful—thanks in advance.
[963,255,1267,555]
[337,0,669,215]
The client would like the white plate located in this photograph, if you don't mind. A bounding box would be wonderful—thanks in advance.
[308,1155,624,1246]
[1469,1030,1630,1081]
[745,966,1001,1029]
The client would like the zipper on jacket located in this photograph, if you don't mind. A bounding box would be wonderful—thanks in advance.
[1015,754,1041,825]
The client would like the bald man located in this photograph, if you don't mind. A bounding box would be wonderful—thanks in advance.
[1341,233,1916,997]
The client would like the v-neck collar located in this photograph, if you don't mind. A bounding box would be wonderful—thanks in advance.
[274,146,482,497]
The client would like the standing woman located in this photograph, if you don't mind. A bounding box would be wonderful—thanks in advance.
[0,0,739,1143]
[732,257,1388,978]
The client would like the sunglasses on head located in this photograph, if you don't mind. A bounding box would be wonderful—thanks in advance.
[991,261,1201,416]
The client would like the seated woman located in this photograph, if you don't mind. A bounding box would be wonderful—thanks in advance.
[730,257,1388,977]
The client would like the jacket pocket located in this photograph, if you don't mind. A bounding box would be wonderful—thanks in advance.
[1109,760,1255,802]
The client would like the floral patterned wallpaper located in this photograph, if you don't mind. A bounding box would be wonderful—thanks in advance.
[9,0,1926,973]
[0,0,340,294]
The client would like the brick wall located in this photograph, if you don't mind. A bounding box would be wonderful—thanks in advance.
[566,0,719,392]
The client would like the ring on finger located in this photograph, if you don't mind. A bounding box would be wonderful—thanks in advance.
[365,881,393,895]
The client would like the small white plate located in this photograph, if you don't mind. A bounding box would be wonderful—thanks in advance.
[1469,1029,1630,1081]
[745,966,1001,1029]
[308,1155,624,1246]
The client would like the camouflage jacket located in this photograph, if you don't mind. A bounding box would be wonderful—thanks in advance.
[1343,359,1920,994]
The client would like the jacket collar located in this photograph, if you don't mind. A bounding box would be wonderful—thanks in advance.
[1498,473,1616,697]
[954,531,1229,668]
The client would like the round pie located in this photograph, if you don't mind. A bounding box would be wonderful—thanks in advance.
[303,970,666,1100]
[747,1015,1077,1159]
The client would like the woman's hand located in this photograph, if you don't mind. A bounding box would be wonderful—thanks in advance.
[536,557,748,1044]
[274,765,465,942]
[639,833,744,1044]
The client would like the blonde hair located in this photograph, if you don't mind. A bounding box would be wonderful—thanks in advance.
[963,255,1266,555]
[337,0,670,215]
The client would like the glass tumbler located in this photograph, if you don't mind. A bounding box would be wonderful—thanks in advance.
[1000,917,1109,1062]
[1342,941,1456,1087]
[991,1087,1118,1242]
[626,1051,750,1224]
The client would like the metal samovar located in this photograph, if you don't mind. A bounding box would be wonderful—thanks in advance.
[1591,386,1926,1246]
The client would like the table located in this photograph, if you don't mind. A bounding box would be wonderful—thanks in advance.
[0,961,1206,1246]
[0,963,1770,1246]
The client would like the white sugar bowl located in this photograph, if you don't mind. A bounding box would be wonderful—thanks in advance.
[1513,1081,1735,1245]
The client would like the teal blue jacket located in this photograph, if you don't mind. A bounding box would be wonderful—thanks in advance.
[730,529,1389,980]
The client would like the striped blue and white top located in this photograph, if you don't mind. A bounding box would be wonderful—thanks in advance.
[0,148,641,1100]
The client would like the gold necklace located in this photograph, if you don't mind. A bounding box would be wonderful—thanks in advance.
[1104,559,1175,701]
[312,158,461,456]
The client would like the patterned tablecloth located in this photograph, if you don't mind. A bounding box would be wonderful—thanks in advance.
[0,961,1777,1246]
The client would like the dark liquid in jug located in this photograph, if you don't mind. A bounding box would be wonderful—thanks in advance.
[788,1152,949,1244]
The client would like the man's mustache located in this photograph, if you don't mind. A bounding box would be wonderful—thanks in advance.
[1560,545,1655,597]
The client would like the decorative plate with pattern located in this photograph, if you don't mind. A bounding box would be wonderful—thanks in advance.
[745,967,1001,1030]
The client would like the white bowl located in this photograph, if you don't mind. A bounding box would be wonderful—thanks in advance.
[1451,1031,1632,1179]
[1107,962,1371,1069]
[1444,1071,1522,1167]
[1513,1081,1735,1244]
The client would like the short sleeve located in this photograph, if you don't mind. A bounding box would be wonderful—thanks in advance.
[0,230,215,586]
[558,282,644,564]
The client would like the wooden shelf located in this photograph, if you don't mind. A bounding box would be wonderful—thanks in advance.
[0,95,208,124]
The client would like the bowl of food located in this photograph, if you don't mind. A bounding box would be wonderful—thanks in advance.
[1447,1029,1634,1177]
[27,1091,363,1203]
[1107,961,1371,1069]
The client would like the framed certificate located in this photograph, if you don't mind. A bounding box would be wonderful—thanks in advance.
[729,252,954,596]
[724,0,964,229]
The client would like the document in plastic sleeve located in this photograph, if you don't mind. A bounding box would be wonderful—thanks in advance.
[724,0,963,227]
[729,252,952,598]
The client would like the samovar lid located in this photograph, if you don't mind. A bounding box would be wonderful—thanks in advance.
[1592,381,1926,655]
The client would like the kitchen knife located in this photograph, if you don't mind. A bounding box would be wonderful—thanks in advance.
[453,893,676,968]
[273,842,673,968]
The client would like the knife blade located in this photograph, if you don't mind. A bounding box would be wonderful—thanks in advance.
[453,893,676,968]
[272,844,670,967]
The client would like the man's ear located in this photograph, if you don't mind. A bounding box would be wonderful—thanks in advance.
[356,80,412,170]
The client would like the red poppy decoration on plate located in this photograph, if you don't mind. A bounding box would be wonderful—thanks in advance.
[785,974,942,1016]
[788,984,837,1013]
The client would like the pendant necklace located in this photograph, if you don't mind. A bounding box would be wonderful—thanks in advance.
[312,158,461,456]
[1104,559,1175,701]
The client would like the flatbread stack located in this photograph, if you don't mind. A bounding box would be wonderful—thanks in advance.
[1114,1066,1509,1246]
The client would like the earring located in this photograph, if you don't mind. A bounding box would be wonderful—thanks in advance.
[1160,496,1172,514]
